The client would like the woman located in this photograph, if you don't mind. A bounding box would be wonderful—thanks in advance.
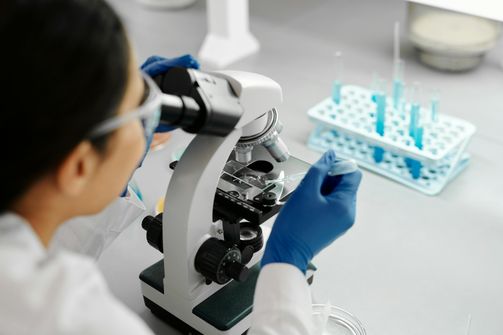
[0,0,362,334]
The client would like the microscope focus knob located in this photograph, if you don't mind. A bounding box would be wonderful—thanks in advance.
[195,238,250,285]
[226,262,249,282]
[142,214,163,253]
[240,245,255,265]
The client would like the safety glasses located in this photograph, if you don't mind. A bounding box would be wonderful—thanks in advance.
[88,73,162,140]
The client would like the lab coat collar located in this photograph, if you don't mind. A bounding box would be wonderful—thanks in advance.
[0,212,46,256]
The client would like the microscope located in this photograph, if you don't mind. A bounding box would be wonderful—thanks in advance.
[139,68,312,335]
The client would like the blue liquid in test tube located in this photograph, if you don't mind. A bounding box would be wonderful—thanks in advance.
[332,80,342,104]
[411,160,422,179]
[409,103,420,137]
[392,59,405,111]
[406,158,422,179]
[375,93,386,136]
[392,23,405,111]
[408,104,424,178]
[414,126,424,150]
[331,51,344,105]
[372,79,386,163]
[373,93,386,163]
[393,79,404,110]
[373,147,385,163]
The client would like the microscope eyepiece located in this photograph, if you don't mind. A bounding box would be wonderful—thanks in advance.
[155,67,243,136]
[159,94,201,130]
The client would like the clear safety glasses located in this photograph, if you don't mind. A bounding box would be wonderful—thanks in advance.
[88,73,162,140]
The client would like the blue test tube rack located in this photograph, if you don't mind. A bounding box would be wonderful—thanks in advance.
[306,85,476,195]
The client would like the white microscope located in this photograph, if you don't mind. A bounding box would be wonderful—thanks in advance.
[139,68,312,334]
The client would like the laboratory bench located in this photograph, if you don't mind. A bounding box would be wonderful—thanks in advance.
[98,0,503,334]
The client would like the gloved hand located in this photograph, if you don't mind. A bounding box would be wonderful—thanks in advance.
[141,54,200,133]
[261,150,363,274]
[141,54,199,78]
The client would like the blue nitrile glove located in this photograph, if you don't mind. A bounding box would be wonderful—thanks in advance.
[141,54,200,78]
[261,150,363,274]
[141,54,200,133]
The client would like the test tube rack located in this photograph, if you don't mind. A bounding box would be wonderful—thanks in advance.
[307,85,476,195]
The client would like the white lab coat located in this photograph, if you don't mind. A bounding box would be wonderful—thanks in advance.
[50,195,147,259]
[0,212,314,335]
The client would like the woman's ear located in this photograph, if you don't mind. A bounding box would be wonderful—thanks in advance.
[55,141,101,197]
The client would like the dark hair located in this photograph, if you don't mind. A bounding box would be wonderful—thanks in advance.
[0,0,130,212]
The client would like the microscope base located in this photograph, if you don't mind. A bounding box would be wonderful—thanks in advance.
[141,260,317,334]
[141,260,260,334]
[143,296,250,335]
[143,297,206,335]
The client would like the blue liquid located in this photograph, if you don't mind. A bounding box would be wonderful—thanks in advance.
[409,103,420,137]
[373,147,385,163]
[414,127,424,150]
[332,80,343,104]
[375,93,386,136]
[405,158,422,180]
[393,79,404,110]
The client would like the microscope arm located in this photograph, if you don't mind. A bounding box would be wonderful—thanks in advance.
[146,67,285,294]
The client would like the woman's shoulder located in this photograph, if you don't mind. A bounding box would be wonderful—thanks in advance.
[0,213,152,335]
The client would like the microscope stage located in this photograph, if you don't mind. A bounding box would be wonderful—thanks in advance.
[214,146,311,224]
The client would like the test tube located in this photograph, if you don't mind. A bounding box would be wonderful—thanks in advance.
[430,90,439,123]
[403,83,416,114]
[373,77,387,163]
[393,22,400,66]
[376,94,386,136]
[393,59,405,110]
[465,315,472,335]
[331,51,344,104]
[375,78,387,136]
[370,75,387,163]
[414,124,424,150]
[408,82,422,138]
[392,22,405,110]
[409,104,420,138]
[370,72,379,99]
